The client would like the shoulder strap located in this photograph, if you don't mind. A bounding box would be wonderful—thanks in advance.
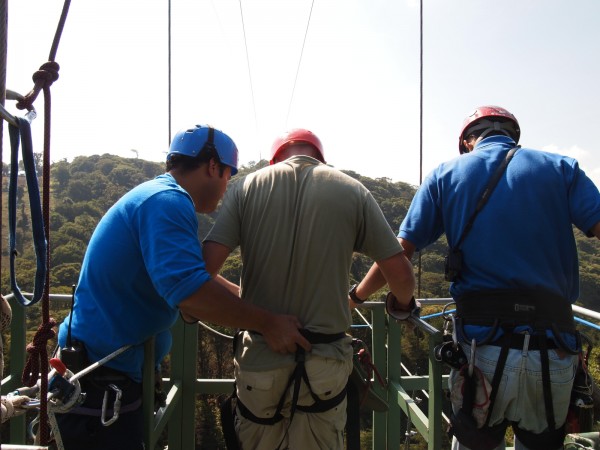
[454,146,519,250]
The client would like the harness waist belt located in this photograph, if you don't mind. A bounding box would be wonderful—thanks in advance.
[298,329,346,345]
[456,289,575,332]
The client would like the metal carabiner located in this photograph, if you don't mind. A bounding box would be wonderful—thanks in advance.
[451,315,459,349]
[101,384,122,427]
[468,338,476,377]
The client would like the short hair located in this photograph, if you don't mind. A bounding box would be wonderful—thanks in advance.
[166,146,226,176]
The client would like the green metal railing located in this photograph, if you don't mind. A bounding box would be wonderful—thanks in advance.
[3,294,598,449]
[2,293,448,449]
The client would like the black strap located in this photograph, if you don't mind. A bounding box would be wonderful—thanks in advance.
[345,380,361,450]
[220,387,241,450]
[483,327,513,428]
[454,146,519,250]
[537,333,556,430]
[456,289,576,333]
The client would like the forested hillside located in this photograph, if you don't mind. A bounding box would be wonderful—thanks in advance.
[2,154,600,448]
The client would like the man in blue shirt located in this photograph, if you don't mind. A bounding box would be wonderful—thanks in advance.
[359,106,600,450]
[56,124,310,450]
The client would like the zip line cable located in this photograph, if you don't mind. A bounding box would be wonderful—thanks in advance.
[237,0,260,159]
[416,0,424,298]
[285,0,315,127]
[0,0,7,435]
[168,0,172,147]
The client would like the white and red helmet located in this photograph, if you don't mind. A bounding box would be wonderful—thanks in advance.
[458,106,520,154]
[270,128,325,164]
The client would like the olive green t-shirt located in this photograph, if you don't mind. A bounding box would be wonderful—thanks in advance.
[205,156,402,370]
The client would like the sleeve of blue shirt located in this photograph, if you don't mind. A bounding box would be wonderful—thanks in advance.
[565,159,600,236]
[135,189,212,308]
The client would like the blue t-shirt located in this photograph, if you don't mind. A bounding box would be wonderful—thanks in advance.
[58,173,211,381]
[399,135,600,343]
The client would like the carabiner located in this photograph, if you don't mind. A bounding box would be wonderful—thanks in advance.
[101,384,122,426]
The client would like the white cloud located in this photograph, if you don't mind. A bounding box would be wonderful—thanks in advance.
[542,144,600,188]
[542,144,590,161]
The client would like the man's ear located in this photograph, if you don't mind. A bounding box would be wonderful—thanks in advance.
[207,158,218,176]
[462,139,471,153]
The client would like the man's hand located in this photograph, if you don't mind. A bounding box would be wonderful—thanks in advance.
[1,395,30,423]
[260,314,312,355]
[385,293,421,322]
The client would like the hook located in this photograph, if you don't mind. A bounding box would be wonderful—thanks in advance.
[101,384,122,427]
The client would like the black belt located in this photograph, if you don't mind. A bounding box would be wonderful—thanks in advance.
[489,333,558,350]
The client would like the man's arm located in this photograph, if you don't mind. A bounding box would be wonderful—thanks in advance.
[179,279,311,354]
[179,240,312,354]
[203,241,233,276]
[202,241,241,295]
[349,238,416,310]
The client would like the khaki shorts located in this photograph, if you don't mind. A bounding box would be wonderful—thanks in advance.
[234,354,352,450]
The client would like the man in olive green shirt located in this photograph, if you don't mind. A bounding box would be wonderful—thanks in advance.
[204,128,415,450]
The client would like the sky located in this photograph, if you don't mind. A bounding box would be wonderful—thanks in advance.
[3,0,600,188]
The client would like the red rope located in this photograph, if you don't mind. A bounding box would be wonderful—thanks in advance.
[15,1,71,443]
[22,318,57,387]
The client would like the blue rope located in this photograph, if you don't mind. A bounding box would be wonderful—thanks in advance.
[420,309,456,320]
[8,117,48,306]
[574,316,600,331]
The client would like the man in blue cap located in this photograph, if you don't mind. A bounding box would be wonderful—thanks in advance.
[56,124,310,450]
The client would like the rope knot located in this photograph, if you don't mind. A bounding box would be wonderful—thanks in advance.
[22,317,58,387]
[16,61,60,110]
[33,61,60,87]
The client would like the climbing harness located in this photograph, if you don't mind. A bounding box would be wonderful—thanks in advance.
[220,329,348,450]
[438,289,582,450]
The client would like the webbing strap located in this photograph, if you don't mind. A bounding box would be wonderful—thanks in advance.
[454,146,519,250]
[8,117,48,306]
[345,380,360,450]
[538,333,556,430]
[483,328,512,428]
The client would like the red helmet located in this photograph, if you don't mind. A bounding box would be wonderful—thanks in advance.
[458,105,520,154]
[270,129,325,164]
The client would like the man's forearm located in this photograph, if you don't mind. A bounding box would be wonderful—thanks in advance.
[179,279,269,331]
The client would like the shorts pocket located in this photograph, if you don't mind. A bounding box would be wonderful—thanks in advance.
[236,370,281,419]
[305,356,352,399]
